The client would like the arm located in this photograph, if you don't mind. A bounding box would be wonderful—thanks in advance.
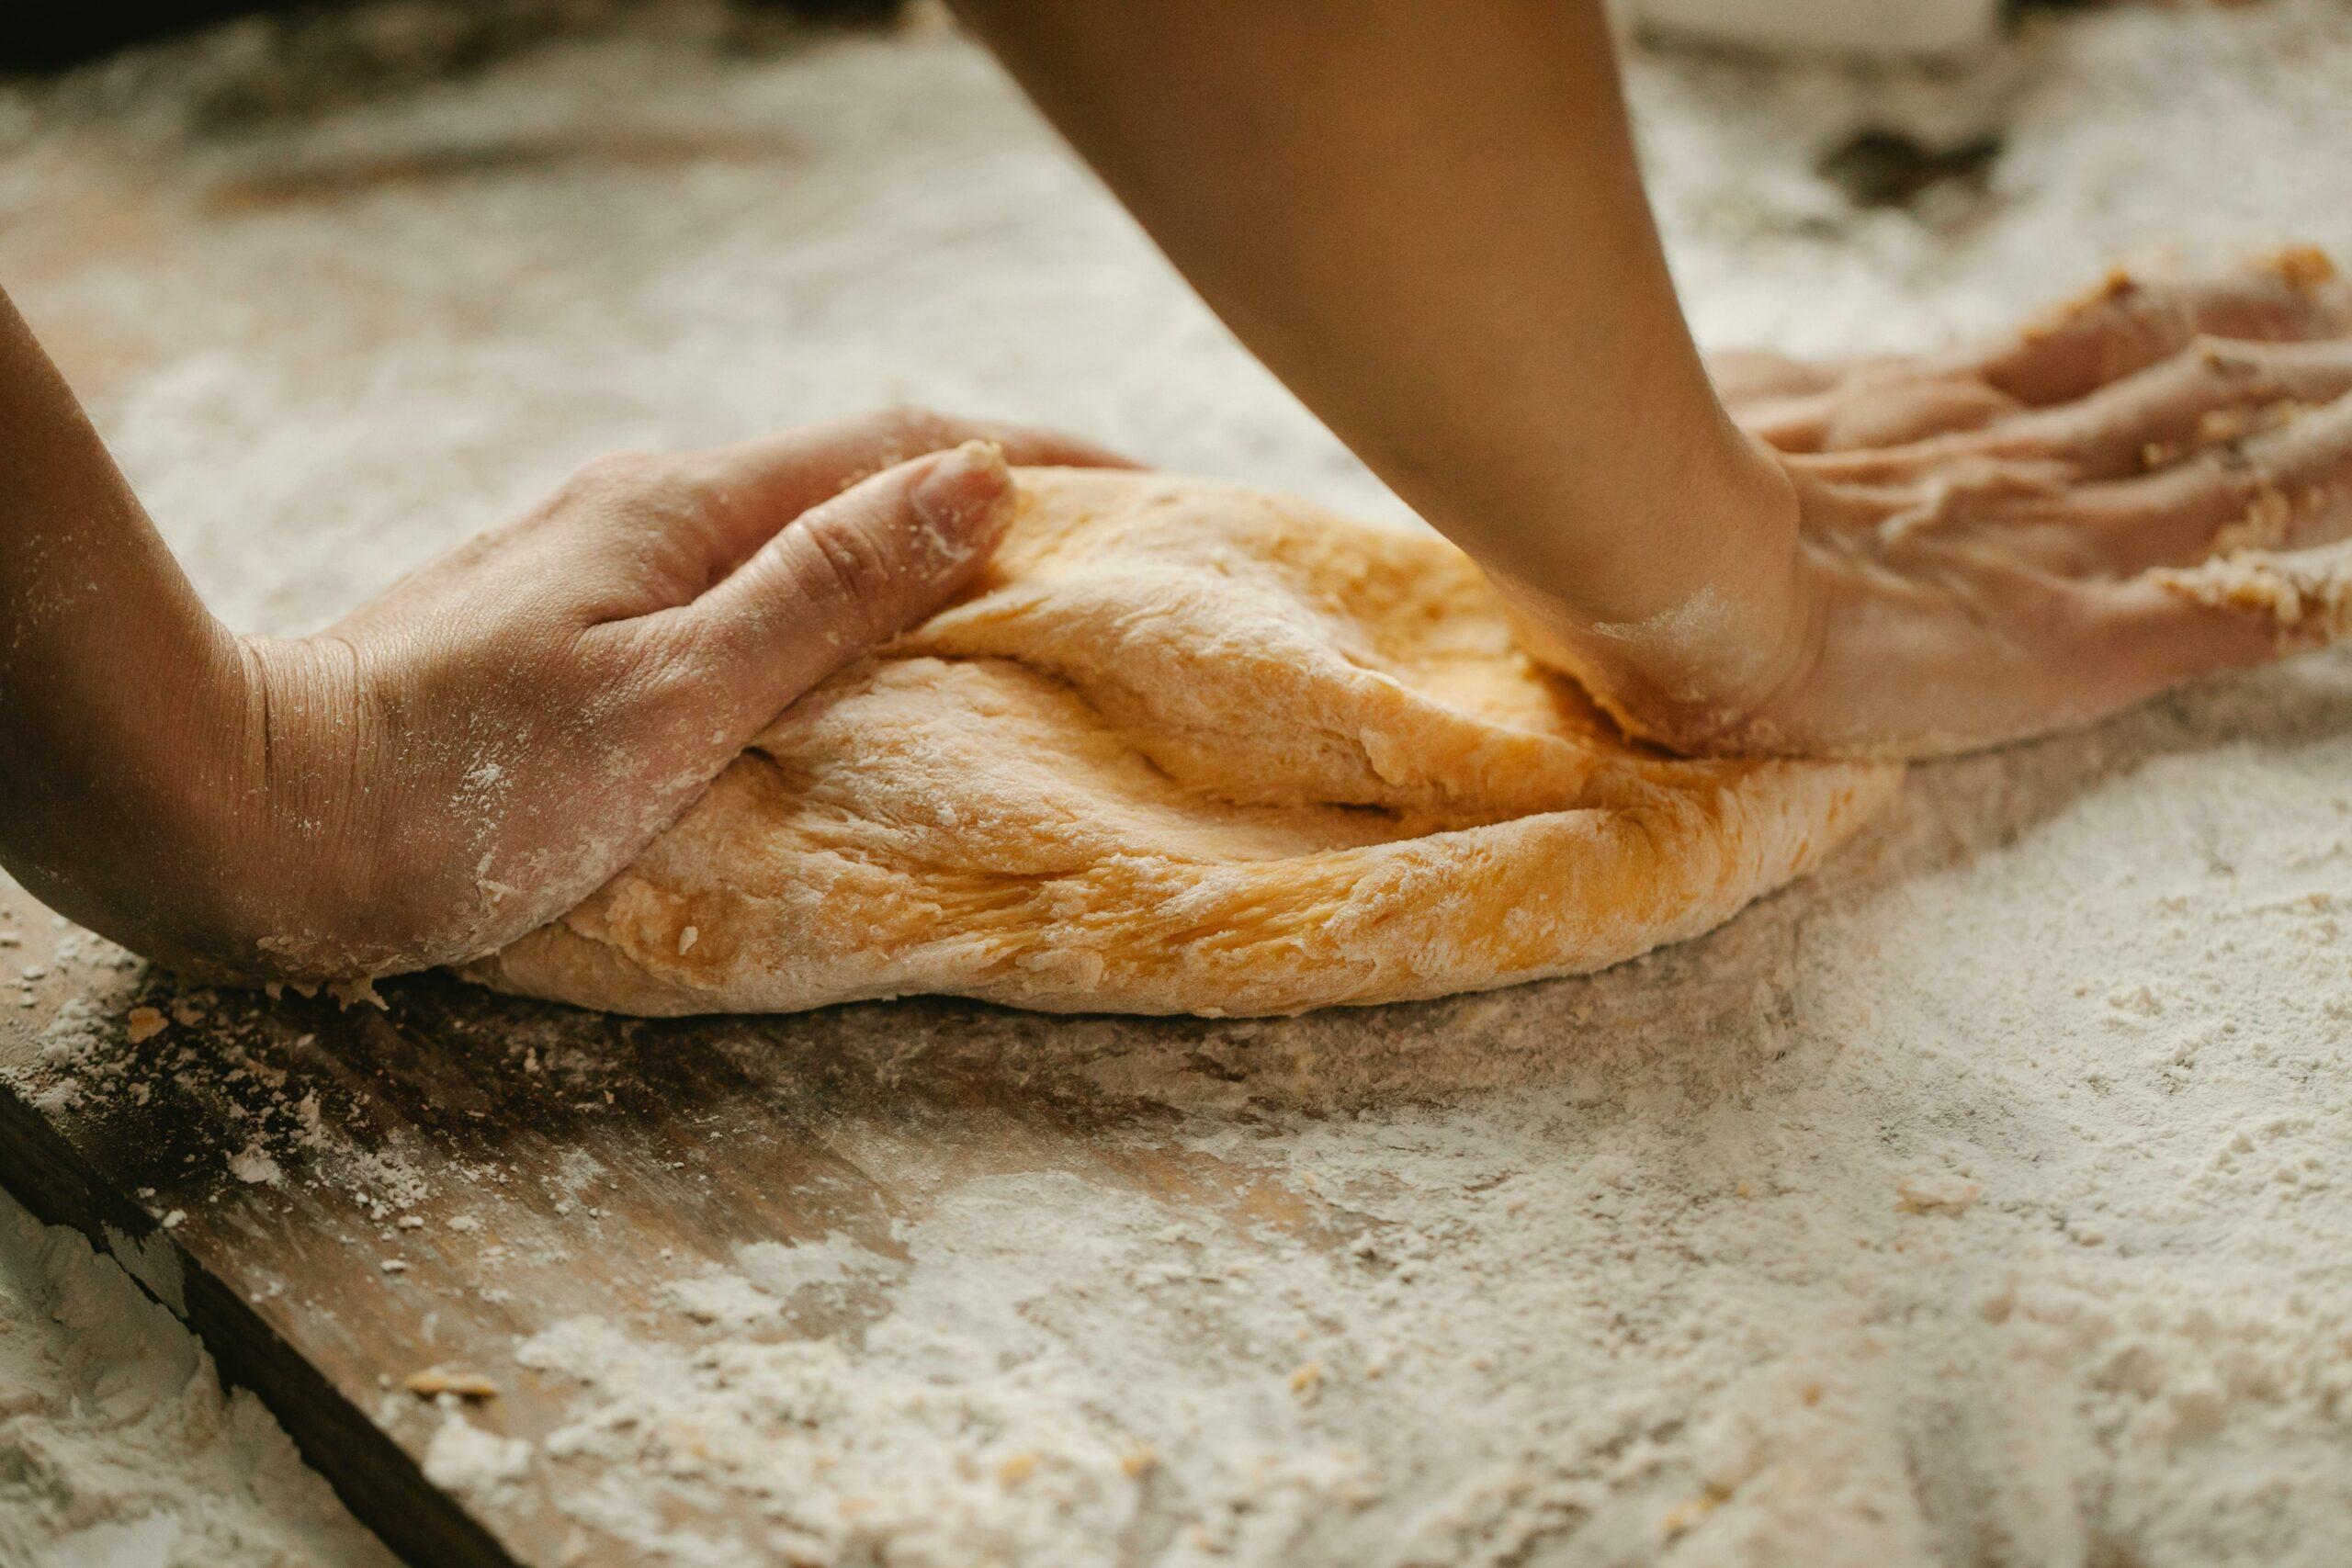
[0,282,1120,981]
[956,0,1804,721]
[0,288,266,971]
[959,1,2352,756]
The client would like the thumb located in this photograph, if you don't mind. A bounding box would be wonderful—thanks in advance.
[689,439,1015,720]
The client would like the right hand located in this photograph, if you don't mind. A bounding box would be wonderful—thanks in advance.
[1537,252,2352,759]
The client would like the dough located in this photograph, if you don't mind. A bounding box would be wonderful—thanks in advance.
[468,470,1902,1016]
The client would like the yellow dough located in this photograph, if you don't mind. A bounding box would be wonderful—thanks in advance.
[467,469,1902,1016]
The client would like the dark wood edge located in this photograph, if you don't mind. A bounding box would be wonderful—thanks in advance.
[0,1075,518,1568]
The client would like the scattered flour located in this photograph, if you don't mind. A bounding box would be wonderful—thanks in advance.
[668,1231,904,1329]
[228,1140,286,1188]
[6,1,2352,1563]
[0,1187,396,1567]
[422,1408,536,1503]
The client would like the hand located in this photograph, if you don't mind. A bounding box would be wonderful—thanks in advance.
[1532,252,2352,759]
[208,409,1126,984]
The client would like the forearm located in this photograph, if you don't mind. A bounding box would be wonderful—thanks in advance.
[0,286,280,970]
[957,0,1796,641]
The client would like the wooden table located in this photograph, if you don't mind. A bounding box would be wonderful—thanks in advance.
[0,874,1433,1565]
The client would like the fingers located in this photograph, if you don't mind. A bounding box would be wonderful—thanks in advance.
[2007,335,2352,481]
[2020,439,2352,721]
[1736,365,2023,454]
[678,442,1017,728]
[2051,392,2352,573]
[2064,545,2352,721]
[1815,357,2352,583]
[718,405,1132,487]
[1739,253,2350,460]
[693,406,1133,573]
[1804,336,2352,489]
[1965,248,2351,408]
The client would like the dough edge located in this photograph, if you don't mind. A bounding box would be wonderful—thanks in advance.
[461,469,1904,1018]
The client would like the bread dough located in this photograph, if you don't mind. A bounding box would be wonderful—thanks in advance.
[467,469,1902,1016]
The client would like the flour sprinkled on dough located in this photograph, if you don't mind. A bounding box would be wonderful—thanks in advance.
[471,470,1897,1015]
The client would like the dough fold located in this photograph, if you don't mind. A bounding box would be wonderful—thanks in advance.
[468,469,1900,1016]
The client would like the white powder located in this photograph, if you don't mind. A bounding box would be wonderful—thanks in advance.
[6,2,2352,1563]
[0,1187,396,1567]
[665,1231,902,1329]
[422,1410,536,1502]
[227,1140,285,1187]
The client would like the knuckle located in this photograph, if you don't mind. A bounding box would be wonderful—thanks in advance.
[862,403,968,462]
[557,450,718,532]
[612,625,710,713]
[569,619,725,736]
[797,511,906,615]
[569,449,673,497]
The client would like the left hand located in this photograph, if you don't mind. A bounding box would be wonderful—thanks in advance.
[200,409,1128,983]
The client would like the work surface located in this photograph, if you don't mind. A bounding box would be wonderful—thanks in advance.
[7,5,2352,1564]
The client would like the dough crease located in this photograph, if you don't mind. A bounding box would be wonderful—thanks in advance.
[468,470,1901,1015]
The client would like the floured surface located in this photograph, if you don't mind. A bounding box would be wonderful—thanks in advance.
[0,1183,397,1568]
[476,468,1894,1016]
[4,3,2352,1565]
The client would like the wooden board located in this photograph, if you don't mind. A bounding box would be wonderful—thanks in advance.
[0,874,1412,1566]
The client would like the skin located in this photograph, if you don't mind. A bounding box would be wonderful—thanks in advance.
[8,0,2352,983]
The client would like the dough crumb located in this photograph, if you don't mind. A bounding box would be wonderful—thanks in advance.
[2152,539,2352,647]
[2256,242,2337,289]
[1895,1174,1982,1216]
[405,1370,501,1400]
[328,976,387,1010]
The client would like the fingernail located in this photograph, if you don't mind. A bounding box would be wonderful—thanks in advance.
[909,439,1013,543]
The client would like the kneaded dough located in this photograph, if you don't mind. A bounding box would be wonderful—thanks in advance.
[468,469,1901,1016]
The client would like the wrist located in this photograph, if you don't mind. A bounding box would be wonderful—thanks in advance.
[223,632,553,985]
[85,633,389,985]
[1496,434,1815,751]
[55,628,436,987]
[0,618,342,983]
[209,633,412,981]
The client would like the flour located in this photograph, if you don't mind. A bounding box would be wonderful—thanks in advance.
[422,1407,536,1503]
[663,1232,907,1331]
[0,1187,396,1567]
[5,1,2352,1563]
[516,1176,1376,1568]
[229,1140,287,1187]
